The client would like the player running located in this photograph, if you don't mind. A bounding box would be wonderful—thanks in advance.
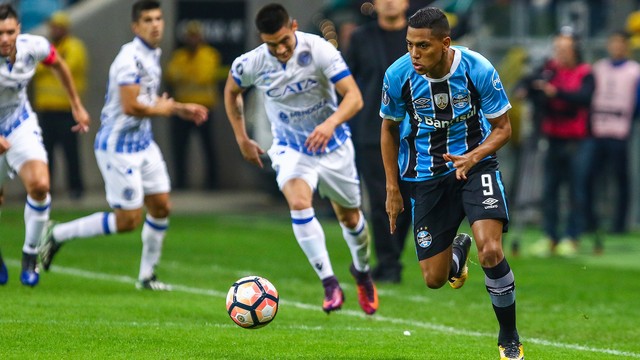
[380,7,523,359]
[224,3,377,315]
[0,4,90,287]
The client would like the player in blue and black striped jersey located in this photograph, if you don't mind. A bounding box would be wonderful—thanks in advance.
[380,7,523,360]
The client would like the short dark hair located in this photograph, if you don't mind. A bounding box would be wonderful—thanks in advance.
[408,7,450,38]
[610,30,631,41]
[255,3,290,35]
[132,0,161,22]
[0,4,18,21]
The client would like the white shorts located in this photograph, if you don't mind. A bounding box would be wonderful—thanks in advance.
[95,141,170,210]
[268,138,361,209]
[0,115,47,187]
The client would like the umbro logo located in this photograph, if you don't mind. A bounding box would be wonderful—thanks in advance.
[483,198,499,206]
[483,198,499,209]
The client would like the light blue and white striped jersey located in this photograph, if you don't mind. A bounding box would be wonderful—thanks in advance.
[0,34,52,136]
[380,46,511,181]
[230,31,352,155]
[95,37,161,153]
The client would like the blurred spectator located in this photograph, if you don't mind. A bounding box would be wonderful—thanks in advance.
[345,0,411,283]
[32,11,87,199]
[517,31,594,256]
[165,20,224,190]
[584,30,640,237]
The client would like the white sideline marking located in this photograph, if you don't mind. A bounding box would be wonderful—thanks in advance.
[5,260,640,358]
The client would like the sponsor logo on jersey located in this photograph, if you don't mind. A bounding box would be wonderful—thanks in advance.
[297,51,312,66]
[435,93,449,109]
[266,78,319,98]
[235,63,243,76]
[278,100,327,124]
[415,105,478,129]
[452,92,470,109]
[278,111,289,124]
[416,227,432,248]
[414,97,432,109]
[492,70,503,90]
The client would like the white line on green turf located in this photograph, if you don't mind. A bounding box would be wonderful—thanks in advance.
[5,259,640,358]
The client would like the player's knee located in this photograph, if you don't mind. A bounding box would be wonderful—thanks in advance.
[27,180,50,199]
[115,213,142,232]
[423,273,447,289]
[151,205,171,219]
[288,199,311,211]
[476,240,504,267]
[335,208,360,228]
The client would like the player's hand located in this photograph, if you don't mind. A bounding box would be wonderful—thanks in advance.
[385,187,404,234]
[305,119,337,153]
[238,138,265,168]
[0,136,10,155]
[156,93,177,116]
[71,105,90,133]
[443,153,475,180]
[176,103,209,125]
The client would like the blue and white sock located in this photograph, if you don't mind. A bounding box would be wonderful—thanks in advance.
[139,215,168,281]
[340,211,370,272]
[291,208,334,280]
[23,194,50,254]
[54,212,117,243]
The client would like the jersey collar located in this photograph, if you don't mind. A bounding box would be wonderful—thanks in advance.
[421,47,461,83]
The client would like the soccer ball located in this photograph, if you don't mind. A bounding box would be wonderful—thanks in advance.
[226,276,279,329]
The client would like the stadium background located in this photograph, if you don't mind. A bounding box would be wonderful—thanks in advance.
[3,0,640,228]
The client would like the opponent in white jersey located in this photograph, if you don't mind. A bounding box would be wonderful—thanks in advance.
[224,3,377,315]
[39,0,208,291]
[0,4,90,287]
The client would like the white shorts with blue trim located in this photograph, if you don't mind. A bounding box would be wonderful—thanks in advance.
[267,138,361,209]
[0,115,47,187]
[95,141,170,210]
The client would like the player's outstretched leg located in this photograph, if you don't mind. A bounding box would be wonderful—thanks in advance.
[0,249,8,285]
[449,233,472,289]
[349,264,378,315]
[20,252,39,287]
[39,221,62,271]
[321,275,344,313]
[499,340,524,360]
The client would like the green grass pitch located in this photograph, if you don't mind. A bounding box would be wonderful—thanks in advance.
[1,208,639,359]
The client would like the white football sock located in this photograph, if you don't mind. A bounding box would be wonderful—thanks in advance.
[340,211,370,272]
[291,208,334,280]
[23,194,51,254]
[139,215,168,281]
[53,212,117,243]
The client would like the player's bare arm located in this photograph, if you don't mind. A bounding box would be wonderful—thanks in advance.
[48,54,90,133]
[304,75,363,153]
[120,85,174,117]
[381,119,404,234]
[443,112,512,180]
[223,73,265,168]
[173,102,209,125]
[0,136,10,155]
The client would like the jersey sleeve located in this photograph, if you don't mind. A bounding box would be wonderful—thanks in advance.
[30,35,54,64]
[114,51,141,86]
[230,53,256,88]
[379,70,406,121]
[472,55,511,118]
[314,38,351,84]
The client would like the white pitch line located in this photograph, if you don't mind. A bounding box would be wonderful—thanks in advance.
[5,259,640,358]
